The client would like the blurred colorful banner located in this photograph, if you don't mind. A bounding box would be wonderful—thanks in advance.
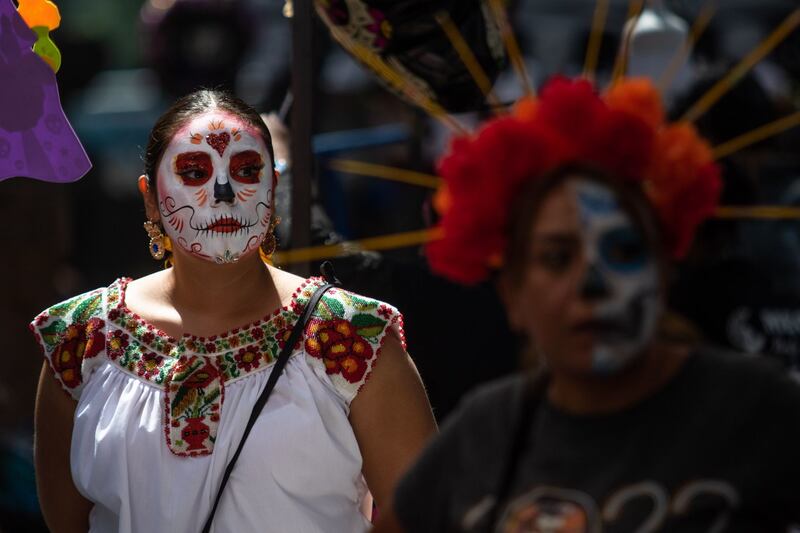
[0,0,90,183]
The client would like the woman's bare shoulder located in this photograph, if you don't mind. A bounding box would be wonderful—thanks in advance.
[266,266,309,304]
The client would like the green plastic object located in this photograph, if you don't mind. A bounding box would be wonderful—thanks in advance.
[31,25,60,72]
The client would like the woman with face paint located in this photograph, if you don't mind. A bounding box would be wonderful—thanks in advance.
[31,90,436,533]
[374,78,800,532]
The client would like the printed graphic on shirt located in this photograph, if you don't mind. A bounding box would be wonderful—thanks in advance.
[497,487,599,533]
[495,480,739,532]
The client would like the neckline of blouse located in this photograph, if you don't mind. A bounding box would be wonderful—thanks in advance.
[111,276,324,355]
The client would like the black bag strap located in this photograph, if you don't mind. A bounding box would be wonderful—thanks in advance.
[201,262,341,533]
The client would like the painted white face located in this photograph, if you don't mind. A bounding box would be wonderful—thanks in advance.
[572,179,661,374]
[156,112,273,264]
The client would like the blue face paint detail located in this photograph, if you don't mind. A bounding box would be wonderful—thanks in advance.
[576,187,620,216]
[599,226,648,274]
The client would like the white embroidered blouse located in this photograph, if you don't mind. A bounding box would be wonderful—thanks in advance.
[30,277,405,533]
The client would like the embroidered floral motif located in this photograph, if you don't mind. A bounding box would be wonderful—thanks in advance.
[30,289,106,394]
[234,347,261,372]
[305,319,374,383]
[275,326,296,350]
[106,330,128,360]
[51,324,87,389]
[32,276,402,457]
[137,351,167,379]
[84,318,106,360]
[166,357,223,456]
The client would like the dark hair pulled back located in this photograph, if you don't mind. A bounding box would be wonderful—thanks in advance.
[143,89,275,180]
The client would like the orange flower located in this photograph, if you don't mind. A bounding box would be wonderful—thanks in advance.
[604,78,664,130]
[512,97,539,122]
[432,184,452,215]
[646,122,714,206]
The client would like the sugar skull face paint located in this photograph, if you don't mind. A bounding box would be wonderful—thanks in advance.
[572,179,660,374]
[156,113,272,264]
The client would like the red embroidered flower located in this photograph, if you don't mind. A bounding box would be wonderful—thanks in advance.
[210,413,220,422]
[291,300,304,315]
[304,319,374,383]
[275,326,298,350]
[234,347,261,372]
[83,318,106,359]
[378,305,393,319]
[108,308,121,321]
[35,314,48,326]
[141,331,156,345]
[51,324,87,389]
[106,329,128,360]
[204,342,216,353]
[251,327,264,340]
[137,351,165,379]
[182,362,219,389]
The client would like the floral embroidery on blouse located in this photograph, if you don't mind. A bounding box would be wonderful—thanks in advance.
[30,277,405,458]
[29,289,105,394]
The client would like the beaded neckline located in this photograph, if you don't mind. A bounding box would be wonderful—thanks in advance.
[109,276,324,357]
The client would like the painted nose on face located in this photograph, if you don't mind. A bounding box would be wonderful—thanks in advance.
[214,178,235,203]
[581,264,610,300]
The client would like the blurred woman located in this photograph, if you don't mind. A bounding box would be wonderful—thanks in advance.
[32,89,435,533]
[375,77,800,532]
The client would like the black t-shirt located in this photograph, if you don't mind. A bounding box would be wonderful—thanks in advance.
[394,348,800,532]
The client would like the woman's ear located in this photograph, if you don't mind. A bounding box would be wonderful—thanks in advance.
[139,174,160,221]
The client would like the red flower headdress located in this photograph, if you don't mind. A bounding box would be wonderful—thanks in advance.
[427,76,722,285]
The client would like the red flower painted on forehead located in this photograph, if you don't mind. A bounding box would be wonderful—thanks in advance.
[206,132,231,157]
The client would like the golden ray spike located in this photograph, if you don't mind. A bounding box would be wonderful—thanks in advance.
[328,160,442,189]
[435,11,504,116]
[658,0,717,94]
[272,228,443,266]
[583,0,611,82]
[486,0,535,96]
[681,8,800,123]
[713,111,800,160]
[325,23,470,135]
[715,206,800,220]
[610,0,646,85]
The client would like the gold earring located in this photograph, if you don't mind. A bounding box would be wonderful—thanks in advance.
[259,215,282,260]
[144,220,171,261]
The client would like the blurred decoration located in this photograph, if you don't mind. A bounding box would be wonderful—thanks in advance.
[681,7,800,123]
[0,0,91,183]
[278,1,800,273]
[625,0,690,88]
[314,0,507,114]
[16,0,61,72]
[283,0,293,19]
[140,0,255,98]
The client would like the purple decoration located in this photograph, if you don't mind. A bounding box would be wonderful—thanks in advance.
[0,0,90,183]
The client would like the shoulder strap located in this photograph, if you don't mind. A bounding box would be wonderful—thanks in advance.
[201,262,341,533]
